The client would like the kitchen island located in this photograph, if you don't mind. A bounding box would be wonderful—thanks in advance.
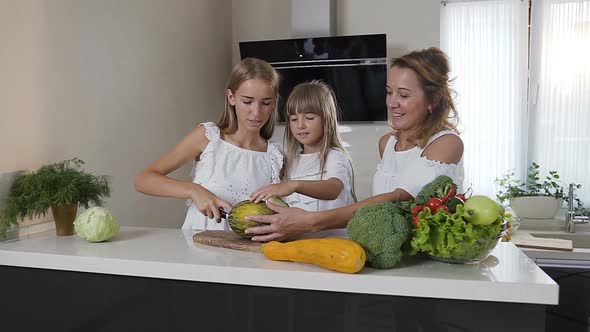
[0,227,557,331]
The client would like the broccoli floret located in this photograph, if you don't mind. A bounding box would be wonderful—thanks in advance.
[413,175,456,206]
[346,201,412,269]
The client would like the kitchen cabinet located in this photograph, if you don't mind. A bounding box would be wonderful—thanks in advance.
[515,219,590,331]
[541,267,590,332]
[0,227,557,331]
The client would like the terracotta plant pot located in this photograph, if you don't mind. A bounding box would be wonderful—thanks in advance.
[51,204,78,236]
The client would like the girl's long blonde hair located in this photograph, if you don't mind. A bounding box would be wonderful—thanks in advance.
[284,81,356,200]
[217,58,280,139]
[390,47,459,147]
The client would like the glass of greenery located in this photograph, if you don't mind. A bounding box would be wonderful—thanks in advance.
[0,158,111,238]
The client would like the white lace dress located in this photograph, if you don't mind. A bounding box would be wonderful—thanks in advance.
[181,122,284,231]
[372,130,464,197]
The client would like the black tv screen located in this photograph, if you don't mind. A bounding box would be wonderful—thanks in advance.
[239,34,387,122]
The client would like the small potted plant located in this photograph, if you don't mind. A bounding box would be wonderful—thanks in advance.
[495,162,564,219]
[0,158,111,237]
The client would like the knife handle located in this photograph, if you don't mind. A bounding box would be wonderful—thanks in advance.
[219,208,229,219]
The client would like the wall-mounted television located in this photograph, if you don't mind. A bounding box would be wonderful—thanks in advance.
[239,34,387,122]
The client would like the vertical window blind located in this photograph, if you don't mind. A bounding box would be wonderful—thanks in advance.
[529,0,590,206]
[440,0,529,199]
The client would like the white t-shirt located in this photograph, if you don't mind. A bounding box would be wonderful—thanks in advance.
[182,122,284,230]
[284,148,356,212]
[372,130,464,198]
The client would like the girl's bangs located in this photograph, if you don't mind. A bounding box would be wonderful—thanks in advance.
[286,91,323,116]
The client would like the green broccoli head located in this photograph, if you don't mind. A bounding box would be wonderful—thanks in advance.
[346,201,412,269]
[413,175,456,206]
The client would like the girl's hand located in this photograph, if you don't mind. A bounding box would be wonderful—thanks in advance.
[244,201,314,242]
[250,182,296,203]
[191,185,232,223]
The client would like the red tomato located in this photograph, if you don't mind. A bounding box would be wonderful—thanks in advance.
[426,197,443,211]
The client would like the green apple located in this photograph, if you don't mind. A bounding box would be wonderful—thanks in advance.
[463,195,500,226]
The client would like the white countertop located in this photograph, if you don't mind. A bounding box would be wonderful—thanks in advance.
[510,217,590,263]
[0,226,558,305]
[513,229,590,265]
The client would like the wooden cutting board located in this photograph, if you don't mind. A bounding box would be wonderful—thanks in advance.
[511,234,573,252]
[193,230,262,253]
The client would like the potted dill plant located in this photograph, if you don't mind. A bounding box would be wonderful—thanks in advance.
[495,162,564,219]
[0,158,111,237]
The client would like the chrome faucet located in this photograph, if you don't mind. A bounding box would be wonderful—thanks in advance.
[565,183,590,233]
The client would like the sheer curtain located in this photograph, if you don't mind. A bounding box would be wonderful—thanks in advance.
[440,0,528,198]
[529,0,590,206]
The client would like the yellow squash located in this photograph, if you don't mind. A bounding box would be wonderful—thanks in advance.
[261,238,366,274]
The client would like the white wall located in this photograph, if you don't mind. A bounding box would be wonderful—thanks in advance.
[0,0,232,228]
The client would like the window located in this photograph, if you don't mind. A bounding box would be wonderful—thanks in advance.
[441,0,590,206]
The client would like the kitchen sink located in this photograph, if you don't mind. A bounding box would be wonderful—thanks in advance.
[530,232,590,249]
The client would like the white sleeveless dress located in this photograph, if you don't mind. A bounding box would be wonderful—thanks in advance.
[372,130,464,198]
[284,148,356,212]
[181,122,284,230]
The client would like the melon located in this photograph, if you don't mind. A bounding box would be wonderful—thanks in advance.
[228,197,288,237]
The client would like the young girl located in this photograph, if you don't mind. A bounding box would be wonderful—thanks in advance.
[250,80,356,212]
[134,58,284,231]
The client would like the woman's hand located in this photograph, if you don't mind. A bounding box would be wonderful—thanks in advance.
[245,201,315,242]
[250,182,296,203]
[191,185,232,223]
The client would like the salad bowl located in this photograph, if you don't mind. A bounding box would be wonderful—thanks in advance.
[412,205,508,264]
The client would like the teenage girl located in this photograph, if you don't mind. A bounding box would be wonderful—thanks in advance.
[251,80,356,212]
[135,58,284,230]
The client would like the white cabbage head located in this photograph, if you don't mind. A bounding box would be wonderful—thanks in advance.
[74,207,119,242]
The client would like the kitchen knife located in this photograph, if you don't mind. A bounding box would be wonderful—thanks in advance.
[219,208,229,220]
